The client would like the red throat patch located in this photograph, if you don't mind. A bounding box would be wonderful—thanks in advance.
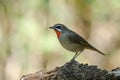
[54,30,61,38]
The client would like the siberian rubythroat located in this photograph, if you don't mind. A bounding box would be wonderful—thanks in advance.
[50,24,105,60]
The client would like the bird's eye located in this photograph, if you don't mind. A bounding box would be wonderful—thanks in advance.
[55,25,62,31]
[56,26,61,29]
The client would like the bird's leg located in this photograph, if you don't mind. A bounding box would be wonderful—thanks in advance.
[71,50,82,61]
[74,52,80,60]
[71,52,80,61]
[71,52,77,61]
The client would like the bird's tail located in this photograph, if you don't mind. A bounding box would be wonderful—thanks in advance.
[94,48,105,55]
[88,45,105,55]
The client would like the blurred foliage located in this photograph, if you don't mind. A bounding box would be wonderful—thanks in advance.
[0,0,120,80]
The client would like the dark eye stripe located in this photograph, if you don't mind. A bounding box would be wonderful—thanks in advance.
[56,26,61,29]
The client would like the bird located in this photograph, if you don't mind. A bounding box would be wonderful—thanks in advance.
[50,23,105,60]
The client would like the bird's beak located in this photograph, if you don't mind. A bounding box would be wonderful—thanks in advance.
[49,26,55,29]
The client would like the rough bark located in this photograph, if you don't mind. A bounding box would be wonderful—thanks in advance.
[20,60,120,80]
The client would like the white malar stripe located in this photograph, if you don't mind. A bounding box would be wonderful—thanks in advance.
[56,28,62,32]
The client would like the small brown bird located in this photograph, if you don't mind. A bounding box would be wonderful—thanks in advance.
[50,24,105,60]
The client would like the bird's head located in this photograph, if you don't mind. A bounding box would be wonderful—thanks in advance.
[50,24,69,38]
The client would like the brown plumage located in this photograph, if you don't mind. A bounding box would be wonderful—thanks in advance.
[50,24,105,60]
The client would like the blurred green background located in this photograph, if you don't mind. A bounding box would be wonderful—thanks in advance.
[0,0,120,80]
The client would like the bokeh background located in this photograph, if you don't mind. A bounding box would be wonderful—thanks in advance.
[0,0,120,80]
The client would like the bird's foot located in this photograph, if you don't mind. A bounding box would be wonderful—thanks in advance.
[70,58,75,62]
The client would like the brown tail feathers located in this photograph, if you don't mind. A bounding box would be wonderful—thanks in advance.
[90,46,105,55]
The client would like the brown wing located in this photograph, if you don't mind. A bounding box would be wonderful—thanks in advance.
[68,31,91,47]
[68,31,105,55]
